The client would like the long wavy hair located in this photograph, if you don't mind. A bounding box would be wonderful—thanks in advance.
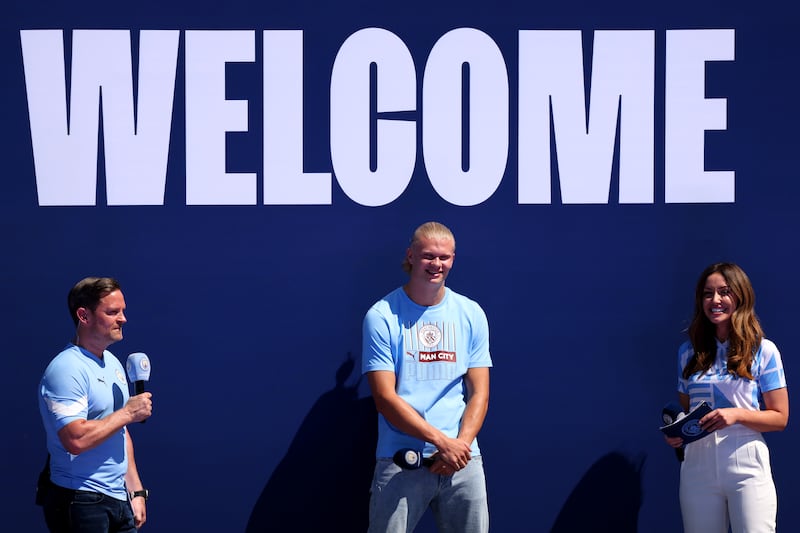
[682,263,763,380]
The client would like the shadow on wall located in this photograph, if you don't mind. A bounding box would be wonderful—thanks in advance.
[246,354,377,532]
[550,451,646,533]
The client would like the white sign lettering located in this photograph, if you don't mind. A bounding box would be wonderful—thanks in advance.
[19,28,735,206]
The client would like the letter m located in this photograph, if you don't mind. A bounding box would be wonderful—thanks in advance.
[518,30,654,204]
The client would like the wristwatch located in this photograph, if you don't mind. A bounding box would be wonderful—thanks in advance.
[130,489,149,500]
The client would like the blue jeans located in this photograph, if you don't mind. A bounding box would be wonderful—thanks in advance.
[368,455,489,533]
[42,484,136,533]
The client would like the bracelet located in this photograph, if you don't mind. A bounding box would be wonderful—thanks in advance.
[130,489,149,500]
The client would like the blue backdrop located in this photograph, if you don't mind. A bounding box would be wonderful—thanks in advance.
[4,1,798,531]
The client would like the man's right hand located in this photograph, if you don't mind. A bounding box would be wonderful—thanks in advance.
[59,392,154,454]
[125,393,153,423]
[433,436,472,470]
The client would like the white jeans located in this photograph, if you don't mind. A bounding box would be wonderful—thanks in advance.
[680,425,777,533]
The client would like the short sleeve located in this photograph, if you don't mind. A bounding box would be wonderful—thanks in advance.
[40,357,89,431]
[756,339,787,393]
[676,341,692,395]
[362,306,395,374]
[468,305,492,368]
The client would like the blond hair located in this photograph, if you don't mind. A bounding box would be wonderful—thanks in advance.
[401,222,455,274]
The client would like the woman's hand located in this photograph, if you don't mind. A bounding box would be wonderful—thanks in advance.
[699,407,740,432]
[664,434,684,448]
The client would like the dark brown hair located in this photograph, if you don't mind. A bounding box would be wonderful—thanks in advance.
[67,277,122,327]
[683,263,763,380]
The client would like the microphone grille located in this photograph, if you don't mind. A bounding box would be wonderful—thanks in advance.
[126,352,151,381]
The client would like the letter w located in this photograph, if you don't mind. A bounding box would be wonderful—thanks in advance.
[21,30,179,205]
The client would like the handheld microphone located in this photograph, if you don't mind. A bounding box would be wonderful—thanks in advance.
[393,448,435,470]
[126,352,151,396]
[661,401,686,462]
[661,401,686,426]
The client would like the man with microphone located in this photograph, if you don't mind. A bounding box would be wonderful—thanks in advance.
[362,222,492,532]
[38,277,153,532]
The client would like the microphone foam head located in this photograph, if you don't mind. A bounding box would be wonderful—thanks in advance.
[662,401,684,425]
[126,352,151,382]
[393,448,423,470]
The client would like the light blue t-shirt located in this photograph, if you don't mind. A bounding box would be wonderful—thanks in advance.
[38,344,130,500]
[362,287,493,458]
[677,338,786,412]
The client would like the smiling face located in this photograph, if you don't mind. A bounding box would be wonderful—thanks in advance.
[702,272,738,340]
[406,235,455,289]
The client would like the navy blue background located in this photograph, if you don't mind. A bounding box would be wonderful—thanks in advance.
[3,1,798,531]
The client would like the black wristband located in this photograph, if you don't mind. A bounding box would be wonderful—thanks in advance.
[130,489,149,500]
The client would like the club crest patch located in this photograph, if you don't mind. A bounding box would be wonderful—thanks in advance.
[418,324,442,348]
[681,420,704,437]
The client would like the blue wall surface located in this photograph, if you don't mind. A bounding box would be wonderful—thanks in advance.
[4,1,798,531]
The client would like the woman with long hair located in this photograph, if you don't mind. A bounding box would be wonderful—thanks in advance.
[665,262,789,532]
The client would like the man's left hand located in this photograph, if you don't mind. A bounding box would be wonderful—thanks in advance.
[131,497,147,529]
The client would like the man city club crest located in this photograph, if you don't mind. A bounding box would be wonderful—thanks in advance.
[681,420,704,438]
[418,324,442,348]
